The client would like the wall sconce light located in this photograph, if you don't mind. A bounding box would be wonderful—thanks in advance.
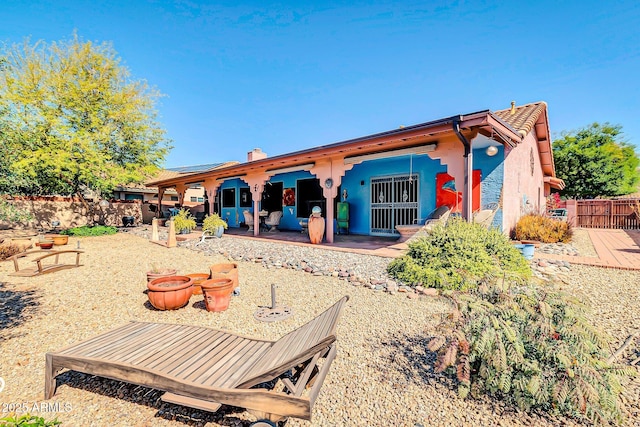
[254,184,258,191]
[486,145,499,157]
[98,199,110,207]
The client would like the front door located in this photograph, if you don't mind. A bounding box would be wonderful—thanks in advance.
[370,174,418,235]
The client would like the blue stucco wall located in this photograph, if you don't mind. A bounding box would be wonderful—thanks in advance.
[341,155,448,235]
[266,170,315,231]
[217,146,506,233]
[473,145,504,228]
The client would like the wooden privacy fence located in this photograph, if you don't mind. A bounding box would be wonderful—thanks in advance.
[575,199,640,229]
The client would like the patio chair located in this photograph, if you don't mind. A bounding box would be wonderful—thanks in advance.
[395,206,451,242]
[264,210,283,232]
[44,296,349,425]
[243,210,254,232]
[473,202,499,229]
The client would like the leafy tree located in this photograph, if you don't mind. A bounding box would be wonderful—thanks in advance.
[553,123,639,199]
[0,34,171,198]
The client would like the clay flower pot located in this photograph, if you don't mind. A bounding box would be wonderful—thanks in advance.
[308,214,325,244]
[36,240,54,250]
[147,275,194,310]
[200,278,234,312]
[146,268,178,283]
[45,234,69,245]
[185,273,210,295]
[209,263,239,287]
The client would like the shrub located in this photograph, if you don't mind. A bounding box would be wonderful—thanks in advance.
[0,413,61,426]
[514,214,572,243]
[61,225,117,236]
[0,242,24,260]
[202,213,227,234]
[387,218,531,291]
[172,208,196,233]
[430,281,636,425]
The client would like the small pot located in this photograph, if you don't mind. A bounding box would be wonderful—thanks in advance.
[45,234,69,245]
[146,268,178,282]
[201,277,234,312]
[36,240,54,250]
[147,275,194,310]
[122,216,135,227]
[185,273,210,295]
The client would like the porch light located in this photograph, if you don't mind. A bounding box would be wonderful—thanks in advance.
[486,146,499,156]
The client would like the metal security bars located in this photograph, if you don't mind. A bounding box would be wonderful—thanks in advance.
[370,174,418,235]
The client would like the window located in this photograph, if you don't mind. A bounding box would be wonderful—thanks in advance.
[170,196,178,202]
[239,187,252,207]
[190,197,197,202]
[222,188,236,207]
[197,197,204,203]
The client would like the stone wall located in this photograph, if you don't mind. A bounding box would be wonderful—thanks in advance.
[0,197,143,230]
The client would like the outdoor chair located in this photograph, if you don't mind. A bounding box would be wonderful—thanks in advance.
[264,210,283,232]
[44,296,349,425]
[473,202,499,229]
[195,211,206,225]
[243,210,254,232]
[395,206,451,242]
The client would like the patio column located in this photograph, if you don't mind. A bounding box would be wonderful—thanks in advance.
[203,179,221,215]
[157,187,165,218]
[243,173,272,237]
[174,184,188,207]
[310,159,354,243]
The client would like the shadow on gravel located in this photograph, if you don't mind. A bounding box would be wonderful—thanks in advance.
[0,281,40,340]
[57,371,285,426]
[376,330,455,391]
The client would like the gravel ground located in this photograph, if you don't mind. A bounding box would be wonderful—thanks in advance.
[0,231,638,427]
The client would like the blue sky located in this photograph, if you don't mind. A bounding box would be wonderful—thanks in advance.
[2,0,639,168]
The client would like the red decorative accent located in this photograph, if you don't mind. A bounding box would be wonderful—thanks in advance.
[435,171,481,213]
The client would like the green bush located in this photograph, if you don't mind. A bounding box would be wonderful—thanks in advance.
[172,208,196,233]
[430,281,636,425]
[514,214,572,243]
[0,413,61,426]
[387,218,530,291]
[61,225,117,236]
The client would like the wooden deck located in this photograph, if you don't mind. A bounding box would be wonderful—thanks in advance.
[535,229,640,270]
[45,296,349,422]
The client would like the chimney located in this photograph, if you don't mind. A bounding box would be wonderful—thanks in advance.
[247,148,267,162]
[510,101,516,115]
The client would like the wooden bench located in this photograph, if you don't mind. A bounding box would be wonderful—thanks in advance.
[8,249,84,277]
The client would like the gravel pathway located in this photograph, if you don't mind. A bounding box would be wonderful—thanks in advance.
[0,231,638,426]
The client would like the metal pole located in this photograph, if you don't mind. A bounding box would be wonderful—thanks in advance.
[271,284,276,309]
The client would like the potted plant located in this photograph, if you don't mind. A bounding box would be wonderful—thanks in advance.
[202,213,228,238]
[147,275,194,310]
[172,208,197,234]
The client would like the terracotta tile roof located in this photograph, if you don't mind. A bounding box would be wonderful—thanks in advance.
[493,101,547,138]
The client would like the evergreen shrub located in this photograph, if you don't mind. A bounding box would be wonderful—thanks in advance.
[430,281,636,425]
[387,218,530,291]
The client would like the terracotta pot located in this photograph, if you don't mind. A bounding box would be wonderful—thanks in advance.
[200,278,234,312]
[185,273,210,295]
[519,240,541,248]
[308,215,325,244]
[146,268,178,282]
[209,263,239,287]
[45,234,69,245]
[36,240,54,250]
[147,275,194,310]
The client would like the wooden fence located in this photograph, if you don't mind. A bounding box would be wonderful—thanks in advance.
[575,199,640,229]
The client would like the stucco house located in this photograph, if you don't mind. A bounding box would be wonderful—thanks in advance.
[147,101,564,242]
